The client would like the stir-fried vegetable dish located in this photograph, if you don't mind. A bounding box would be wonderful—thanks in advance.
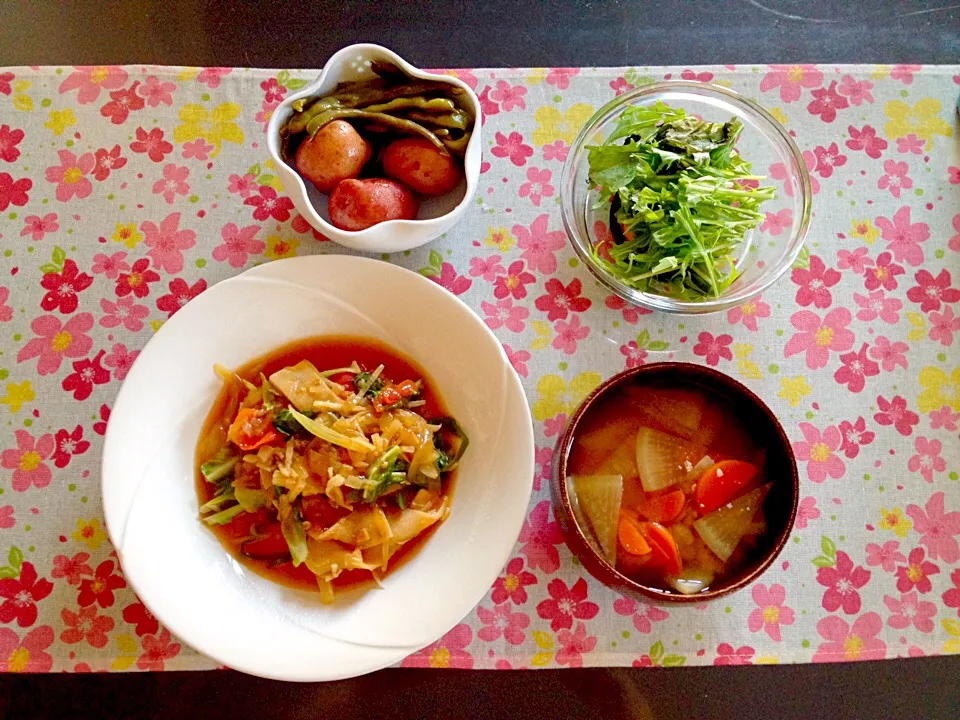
[195,337,466,603]
[568,382,770,595]
[588,101,776,300]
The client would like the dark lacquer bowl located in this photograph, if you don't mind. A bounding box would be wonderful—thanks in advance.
[551,362,798,604]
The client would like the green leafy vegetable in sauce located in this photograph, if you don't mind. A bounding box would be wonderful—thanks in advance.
[587,101,776,300]
[363,446,406,502]
[354,368,384,398]
[200,449,239,484]
[281,507,308,566]
[272,408,316,437]
[433,417,470,472]
[203,503,245,526]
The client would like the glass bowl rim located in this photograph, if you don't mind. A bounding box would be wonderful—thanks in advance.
[559,80,813,315]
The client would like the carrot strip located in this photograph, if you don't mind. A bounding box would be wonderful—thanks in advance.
[618,513,652,557]
[639,521,683,575]
[636,490,686,523]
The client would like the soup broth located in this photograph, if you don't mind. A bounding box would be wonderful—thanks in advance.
[567,380,771,595]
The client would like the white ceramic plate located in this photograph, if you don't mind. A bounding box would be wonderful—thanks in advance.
[101,255,534,681]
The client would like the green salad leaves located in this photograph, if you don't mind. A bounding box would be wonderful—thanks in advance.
[588,102,776,300]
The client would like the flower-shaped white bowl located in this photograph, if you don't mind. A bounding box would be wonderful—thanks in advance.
[101,255,534,681]
[266,44,482,253]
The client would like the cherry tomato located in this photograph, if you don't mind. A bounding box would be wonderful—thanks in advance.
[396,380,418,398]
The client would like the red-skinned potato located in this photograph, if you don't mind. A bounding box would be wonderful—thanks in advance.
[295,120,372,193]
[382,138,463,196]
[328,178,420,231]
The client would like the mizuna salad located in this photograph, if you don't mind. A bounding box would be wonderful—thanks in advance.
[195,337,467,603]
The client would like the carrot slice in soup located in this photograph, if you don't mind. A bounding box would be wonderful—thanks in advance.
[618,513,651,557]
[635,490,686,523]
[639,521,683,575]
[695,460,759,515]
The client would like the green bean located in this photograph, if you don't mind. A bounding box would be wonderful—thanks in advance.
[285,97,342,134]
[305,109,445,150]
[440,132,471,156]
[362,96,457,113]
[330,81,453,109]
[406,110,470,130]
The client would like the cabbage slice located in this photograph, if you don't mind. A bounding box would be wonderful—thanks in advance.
[269,360,325,412]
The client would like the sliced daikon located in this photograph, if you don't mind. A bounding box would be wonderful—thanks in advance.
[594,440,638,480]
[693,485,770,562]
[623,386,704,440]
[635,426,707,493]
[575,416,638,456]
[570,474,623,565]
[669,567,715,595]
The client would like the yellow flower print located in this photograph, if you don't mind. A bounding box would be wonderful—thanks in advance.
[44,109,76,136]
[531,630,555,667]
[484,226,516,252]
[906,312,927,342]
[777,376,811,408]
[849,218,878,245]
[532,103,595,147]
[871,65,891,80]
[755,656,780,665]
[733,344,762,380]
[942,619,960,655]
[173,102,245,157]
[768,107,788,126]
[72,518,108,550]
[13,80,33,112]
[0,381,35,413]
[150,319,165,333]
[177,68,200,81]
[917,365,960,413]
[530,320,552,351]
[111,222,143,249]
[111,634,139,671]
[527,68,546,85]
[532,372,602,422]
[265,235,300,260]
[884,98,953,149]
[878,507,912,538]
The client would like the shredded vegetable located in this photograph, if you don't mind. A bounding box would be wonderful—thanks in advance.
[587,101,776,300]
[196,355,462,603]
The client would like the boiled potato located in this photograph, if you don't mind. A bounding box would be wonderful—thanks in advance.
[382,138,463,196]
[295,120,372,193]
[328,178,419,231]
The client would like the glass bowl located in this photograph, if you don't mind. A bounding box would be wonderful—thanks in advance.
[559,81,812,314]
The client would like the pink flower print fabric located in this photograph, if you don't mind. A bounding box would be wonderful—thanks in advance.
[0,63,958,673]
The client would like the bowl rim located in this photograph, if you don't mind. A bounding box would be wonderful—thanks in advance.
[552,361,799,604]
[265,43,482,242]
[559,80,813,315]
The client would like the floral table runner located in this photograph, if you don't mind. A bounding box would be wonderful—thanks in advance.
[0,63,957,672]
